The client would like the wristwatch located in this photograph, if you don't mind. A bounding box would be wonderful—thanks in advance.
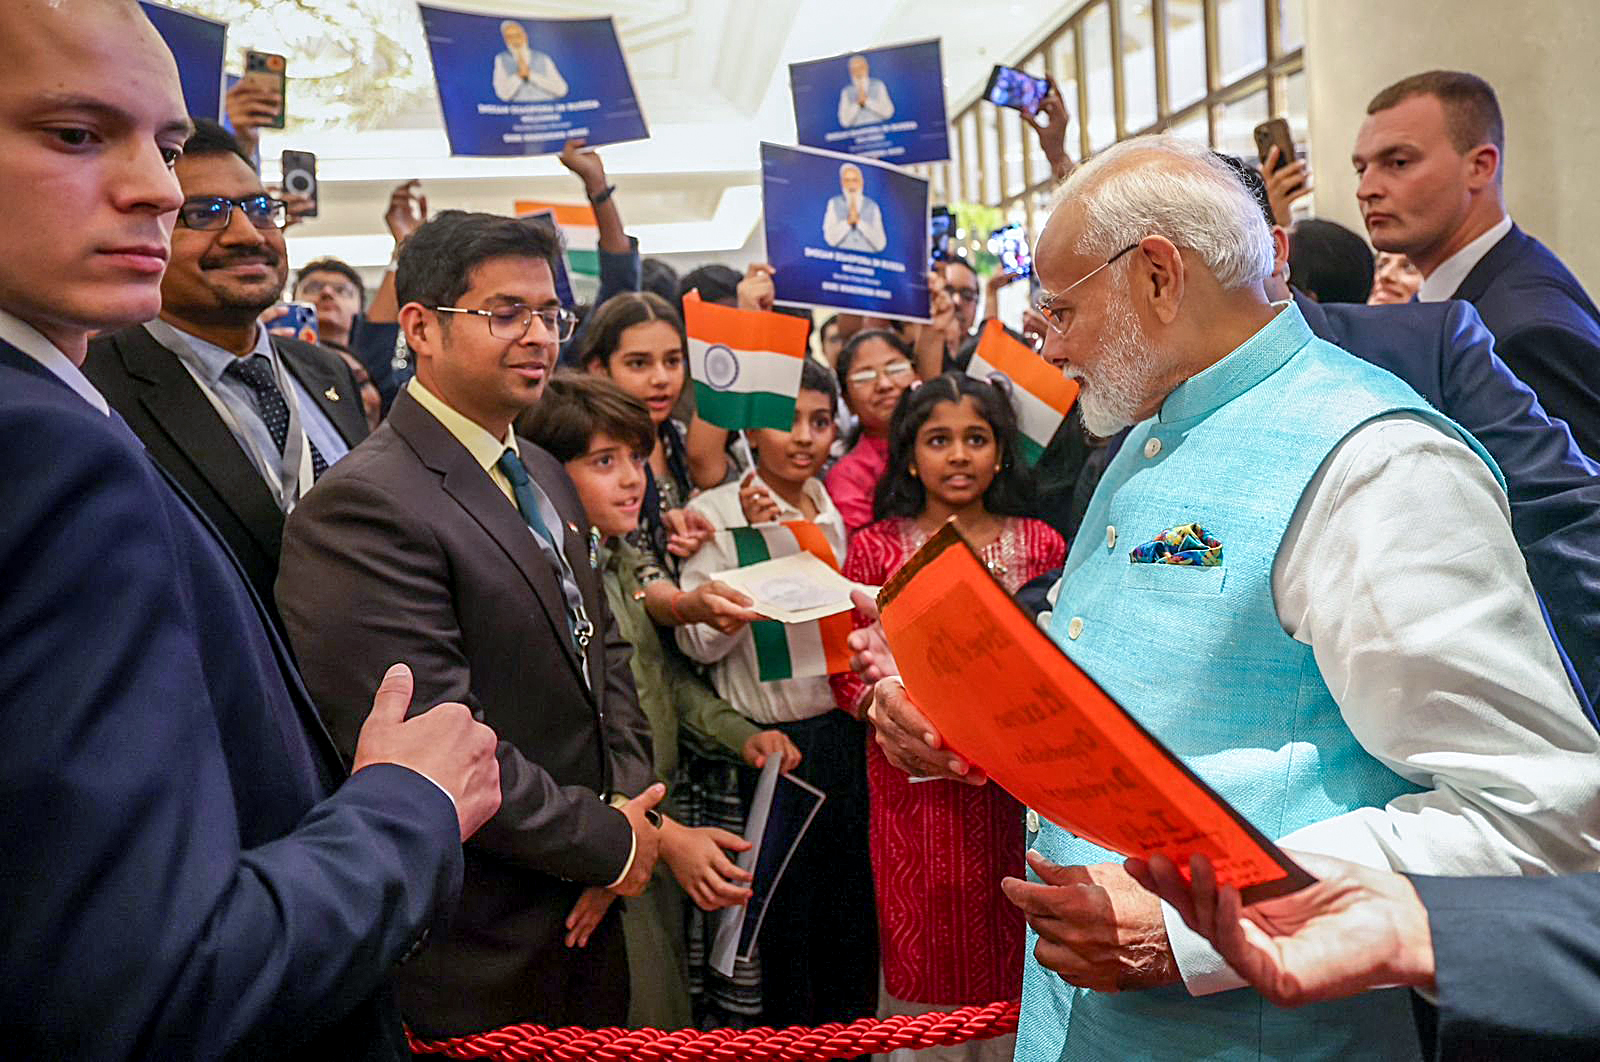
[587,183,616,206]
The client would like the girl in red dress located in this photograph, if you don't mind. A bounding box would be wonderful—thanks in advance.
[832,375,1064,1058]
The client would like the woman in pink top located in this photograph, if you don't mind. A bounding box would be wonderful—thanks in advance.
[824,329,916,534]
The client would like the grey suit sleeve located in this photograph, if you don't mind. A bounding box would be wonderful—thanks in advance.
[277,472,633,886]
[1410,872,1600,1055]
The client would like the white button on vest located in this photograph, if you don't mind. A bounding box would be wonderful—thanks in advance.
[1105,525,1117,549]
[1143,436,1162,459]
[1026,808,1040,833]
[1067,616,1084,640]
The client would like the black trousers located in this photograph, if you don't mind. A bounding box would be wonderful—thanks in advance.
[750,710,879,1028]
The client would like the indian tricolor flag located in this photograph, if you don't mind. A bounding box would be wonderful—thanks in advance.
[514,200,600,278]
[683,291,810,431]
[725,521,852,681]
[966,320,1080,464]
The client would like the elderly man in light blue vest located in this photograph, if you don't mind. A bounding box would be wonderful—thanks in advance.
[864,135,1600,1060]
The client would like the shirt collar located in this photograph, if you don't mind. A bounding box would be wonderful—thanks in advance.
[0,307,109,415]
[407,376,517,474]
[144,317,271,385]
[1418,214,1513,302]
[1158,301,1309,425]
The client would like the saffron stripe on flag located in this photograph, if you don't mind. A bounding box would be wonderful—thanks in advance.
[966,320,1079,458]
[684,293,811,433]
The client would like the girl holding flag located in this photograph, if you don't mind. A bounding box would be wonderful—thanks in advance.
[832,375,1064,1060]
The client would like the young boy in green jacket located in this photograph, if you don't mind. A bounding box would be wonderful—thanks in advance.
[520,373,799,1028]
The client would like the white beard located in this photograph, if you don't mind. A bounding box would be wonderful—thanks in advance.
[1064,285,1167,438]
[853,76,870,94]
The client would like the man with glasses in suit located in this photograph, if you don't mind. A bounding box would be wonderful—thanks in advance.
[85,118,369,618]
[275,209,665,1038]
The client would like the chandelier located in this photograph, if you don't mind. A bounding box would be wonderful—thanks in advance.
[162,0,436,129]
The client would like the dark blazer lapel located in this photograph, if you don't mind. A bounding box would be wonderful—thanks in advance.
[387,393,589,687]
[275,337,368,448]
[526,442,607,689]
[117,326,284,560]
[141,453,349,785]
[1452,224,1527,304]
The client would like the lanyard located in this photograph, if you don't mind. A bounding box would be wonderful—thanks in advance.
[173,336,315,510]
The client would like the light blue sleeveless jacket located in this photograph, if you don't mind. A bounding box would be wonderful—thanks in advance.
[1017,304,1500,1061]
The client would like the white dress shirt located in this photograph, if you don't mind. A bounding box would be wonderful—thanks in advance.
[145,319,350,510]
[1417,214,1513,302]
[676,472,848,725]
[1165,411,1600,994]
[0,308,108,415]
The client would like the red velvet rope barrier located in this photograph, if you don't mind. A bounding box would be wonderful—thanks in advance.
[407,1000,1020,1062]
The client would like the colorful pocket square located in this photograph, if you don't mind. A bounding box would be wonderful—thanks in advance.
[1129,523,1223,566]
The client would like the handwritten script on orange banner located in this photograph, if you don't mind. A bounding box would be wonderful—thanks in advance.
[878,524,1312,903]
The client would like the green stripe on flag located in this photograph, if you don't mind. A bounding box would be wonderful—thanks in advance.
[729,527,793,682]
[1017,435,1044,467]
[692,382,798,432]
[567,248,599,277]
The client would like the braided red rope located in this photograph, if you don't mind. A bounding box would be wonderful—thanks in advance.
[407,1000,1020,1062]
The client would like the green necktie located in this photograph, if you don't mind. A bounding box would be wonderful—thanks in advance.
[496,448,559,553]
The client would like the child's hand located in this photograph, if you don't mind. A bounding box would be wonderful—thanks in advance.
[562,885,616,947]
[663,507,715,558]
[739,472,781,525]
[742,729,802,771]
[737,263,777,312]
[661,819,754,911]
[687,581,762,633]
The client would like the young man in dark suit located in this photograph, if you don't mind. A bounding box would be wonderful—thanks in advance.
[275,210,665,1038]
[1354,70,1600,460]
[0,1,502,1057]
[84,120,369,615]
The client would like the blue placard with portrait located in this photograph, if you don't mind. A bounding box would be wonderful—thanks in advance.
[789,39,950,166]
[761,143,931,322]
[418,4,649,157]
[140,1,227,121]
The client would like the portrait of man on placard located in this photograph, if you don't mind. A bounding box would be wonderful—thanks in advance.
[822,163,888,253]
[837,54,894,127]
[492,19,568,103]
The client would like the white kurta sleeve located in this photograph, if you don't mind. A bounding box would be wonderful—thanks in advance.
[1167,412,1600,995]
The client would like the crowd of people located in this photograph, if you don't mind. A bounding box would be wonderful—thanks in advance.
[6,1,1600,1060]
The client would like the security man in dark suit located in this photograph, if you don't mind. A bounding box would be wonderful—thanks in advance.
[276,210,665,1037]
[1355,70,1600,460]
[0,2,501,1057]
[85,119,369,616]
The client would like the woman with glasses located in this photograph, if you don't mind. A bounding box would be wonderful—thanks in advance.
[824,329,918,536]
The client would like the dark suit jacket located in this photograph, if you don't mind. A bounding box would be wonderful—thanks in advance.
[84,324,370,615]
[1409,872,1600,1059]
[0,339,461,1060]
[276,388,655,1036]
[1298,293,1600,711]
[1450,224,1600,462]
